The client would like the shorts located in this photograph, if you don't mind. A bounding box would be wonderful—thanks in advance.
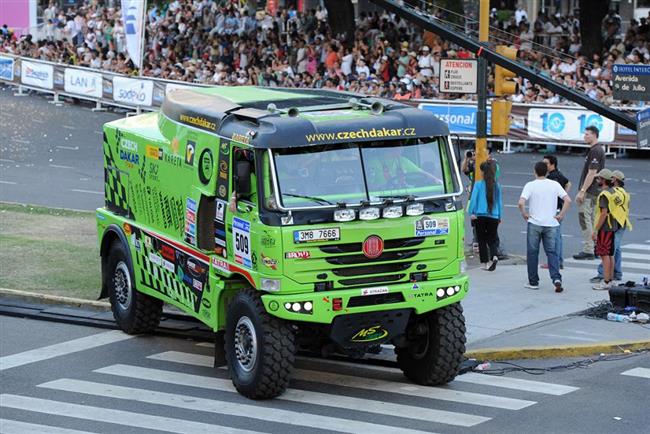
[595,229,615,257]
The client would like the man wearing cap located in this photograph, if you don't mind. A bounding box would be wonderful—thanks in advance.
[592,169,619,290]
[592,170,633,285]
[573,125,605,260]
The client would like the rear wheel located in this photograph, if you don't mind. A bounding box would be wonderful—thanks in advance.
[107,241,162,334]
[396,303,466,385]
[225,289,296,399]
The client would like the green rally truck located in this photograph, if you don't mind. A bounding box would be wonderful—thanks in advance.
[97,86,469,399]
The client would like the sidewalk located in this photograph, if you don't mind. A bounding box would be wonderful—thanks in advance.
[463,255,650,358]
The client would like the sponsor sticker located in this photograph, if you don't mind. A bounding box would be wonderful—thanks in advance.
[148,253,162,266]
[192,278,204,291]
[145,145,162,160]
[360,286,389,296]
[215,199,226,222]
[350,325,389,343]
[185,141,196,165]
[261,254,278,270]
[162,259,175,272]
[211,257,230,273]
[285,251,311,259]
[233,217,252,268]
[415,216,449,236]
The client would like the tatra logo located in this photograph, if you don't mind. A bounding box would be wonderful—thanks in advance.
[231,132,251,144]
[350,325,389,343]
[362,235,384,259]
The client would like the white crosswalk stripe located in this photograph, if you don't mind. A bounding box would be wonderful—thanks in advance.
[39,379,438,434]
[623,244,650,252]
[148,351,537,410]
[4,346,585,433]
[0,419,98,434]
[0,394,260,434]
[620,367,650,379]
[94,364,490,427]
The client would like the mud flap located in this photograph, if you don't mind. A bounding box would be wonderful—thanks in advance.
[330,309,411,349]
[214,331,226,367]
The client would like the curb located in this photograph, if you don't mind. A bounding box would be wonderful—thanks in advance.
[466,339,650,361]
[0,288,110,312]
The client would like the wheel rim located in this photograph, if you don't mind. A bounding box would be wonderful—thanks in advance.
[408,319,430,359]
[113,261,132,312]
[234,316,258,372]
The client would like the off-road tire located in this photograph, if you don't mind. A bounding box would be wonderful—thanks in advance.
[107,241,162,334]
[225,289,296,399]
[396,303,466,385]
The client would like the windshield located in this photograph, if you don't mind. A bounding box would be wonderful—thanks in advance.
[271,138,456,208]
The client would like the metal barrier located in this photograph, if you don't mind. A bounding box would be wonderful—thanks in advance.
[0,53,642,151]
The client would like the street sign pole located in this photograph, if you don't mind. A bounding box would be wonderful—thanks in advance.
[475,0,489,181]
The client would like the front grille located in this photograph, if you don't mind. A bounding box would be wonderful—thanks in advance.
[326,250,418,265]
[320,237,425,254]
[332,262,411,277]
[339,273,407,286]
[347,292,405,308]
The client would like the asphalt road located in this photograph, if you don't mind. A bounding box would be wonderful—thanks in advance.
[1,85,649,259]
[1,315,649,434]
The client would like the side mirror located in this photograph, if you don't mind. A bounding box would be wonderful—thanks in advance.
[235,160,252,197]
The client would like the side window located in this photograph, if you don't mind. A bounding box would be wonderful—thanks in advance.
[232,148,257,204]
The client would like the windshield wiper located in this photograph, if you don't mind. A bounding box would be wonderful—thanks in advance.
[374,194,415,201]
[283,193,334,205]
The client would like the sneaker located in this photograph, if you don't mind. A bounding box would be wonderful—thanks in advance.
[592,281,613,290]
[525,283,540,290]
[541,263,549,269]
[554,280,564,293]
[589,276,603,283]
[573,252,595,260]
[472,243,479,253]
[488,256,498,271]
[497,253,509,260]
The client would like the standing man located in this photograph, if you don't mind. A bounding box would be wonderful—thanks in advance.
[592,170,633,285]
[573,126,605,260]
[592,169,618,290]
[519,162,571,292]
[542,155,571,269]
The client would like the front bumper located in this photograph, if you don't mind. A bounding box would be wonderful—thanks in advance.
[261,273,469,324]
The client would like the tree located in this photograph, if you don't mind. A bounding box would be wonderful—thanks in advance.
[324,0,355,43]
[578,0,608,59]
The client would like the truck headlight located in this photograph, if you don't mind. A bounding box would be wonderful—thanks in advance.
[359,207,380,220]
[383,205,403,218]
[406,203,424,216]
[334,209,355,222]
[261,278,281,292]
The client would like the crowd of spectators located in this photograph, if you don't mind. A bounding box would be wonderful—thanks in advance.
[1,1,648,105]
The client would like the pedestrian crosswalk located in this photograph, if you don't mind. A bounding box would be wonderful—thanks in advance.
[563,242,650,276]
[1,341,595,434]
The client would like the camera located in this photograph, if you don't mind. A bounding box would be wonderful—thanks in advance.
[466,150,474,158]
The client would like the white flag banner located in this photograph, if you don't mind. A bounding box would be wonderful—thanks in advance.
[120,0,145,68]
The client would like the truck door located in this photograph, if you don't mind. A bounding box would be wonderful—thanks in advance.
[228,147,257,273]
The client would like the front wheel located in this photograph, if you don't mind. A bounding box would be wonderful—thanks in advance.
[106,241,162,334]
[395,303,466,385]
[225,289,296,399]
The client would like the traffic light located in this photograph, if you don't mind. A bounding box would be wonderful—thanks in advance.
[494,45,519,96]
[491,99,512,136]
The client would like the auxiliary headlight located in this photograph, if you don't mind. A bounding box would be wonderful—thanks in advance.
[383,205,403,219]
[406,203,424,216]
[334,208,355,222]
[261,278,281,292]
[359,207,380,220]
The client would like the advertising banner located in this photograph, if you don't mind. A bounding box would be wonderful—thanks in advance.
[64,68,103,98]
[21,60,53,89]
[527,108,616,142]
[120,0,145,68]
[418,103,492,134]
[113,76,153,106]
[0,56,14,81]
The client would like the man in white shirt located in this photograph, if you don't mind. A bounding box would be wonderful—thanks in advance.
[518,161,571,292]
